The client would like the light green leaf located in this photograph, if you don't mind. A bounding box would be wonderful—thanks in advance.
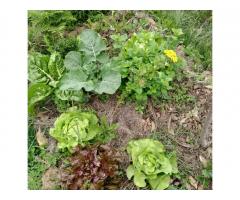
[169,153,178,174]
[28,83,52,115]
[126,165,135,180]
[149,174,171,190]
[28,52,50,83]
[64,51,83,70]
[159,157,173,174]
[28,52,64,86]
[59,69,88,91]
[133,171,146,187]
[172,28,184,36]
[48,52,64,80]
[28,83,52,106]
[79,29,106,59]
[55,88,87,102]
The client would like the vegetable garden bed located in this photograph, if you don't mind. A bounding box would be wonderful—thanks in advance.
[28,10,212,190]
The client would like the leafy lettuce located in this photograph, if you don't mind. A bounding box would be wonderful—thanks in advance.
[50,111,116,151]
[126,138,178,189]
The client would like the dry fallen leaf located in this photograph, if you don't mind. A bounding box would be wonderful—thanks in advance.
[151,121,156,132]
[205,85,212,89]
[180,117,187,125]
[186,183,194,190]
[167,116,174,135]
[188,176,198,189]
[42,167,61,190]
[199,155,208,168]
[36,127,48,147]
[37,111,49,122]
[191,107,200,121]
[198,184,204,190]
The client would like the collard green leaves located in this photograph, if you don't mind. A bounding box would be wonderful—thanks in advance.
[78,29,107,59]
[126,138,178,190]
[64,51,83,70]
[59,29,121,95]
[59,69,88,90]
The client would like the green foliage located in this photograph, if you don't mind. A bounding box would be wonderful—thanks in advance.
[149,10,212,70]
[71,11,110,23]
[28,11,77,53]
[28,51,64,86]
[28,123,66,189]
[48,36,79,57]
[49,110,116,151]
[28,51,88,114]
[115,31,184,111]
[28,83,52,116]
[59,29,121,95]
[28,51,64,114]
[126,139,178,190]
[197,161,212,189]
[61,145,120,189]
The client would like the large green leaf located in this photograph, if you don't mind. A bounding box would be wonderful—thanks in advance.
[94,70,121,94]
[149,174,171,190]
[59,69,89,91]
[78,29,106,59]
[133,171,146,188]
[28,52,50,83]
[28,52,64,86]
[55,88,87,102]
[126,165,135,180]
[64,51,83,70]
[28,83,52,115]
[158,156,173,174]
[48,52,64,79]
[28,83,52,106]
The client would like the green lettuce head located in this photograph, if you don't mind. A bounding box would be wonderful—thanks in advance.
[50,111,101,151]
[126,139,178,190]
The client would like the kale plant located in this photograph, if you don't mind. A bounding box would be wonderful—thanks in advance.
[59,29,121,95]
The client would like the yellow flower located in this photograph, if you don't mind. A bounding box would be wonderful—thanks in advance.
[164,50,178,63]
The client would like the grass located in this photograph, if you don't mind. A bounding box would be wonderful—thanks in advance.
[149,10,212,71]
[28,121,69,189]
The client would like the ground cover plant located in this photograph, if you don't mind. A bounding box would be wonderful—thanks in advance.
[28,10,212,190]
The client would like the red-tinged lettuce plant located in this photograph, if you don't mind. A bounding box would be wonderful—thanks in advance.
[60,145,121,189]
